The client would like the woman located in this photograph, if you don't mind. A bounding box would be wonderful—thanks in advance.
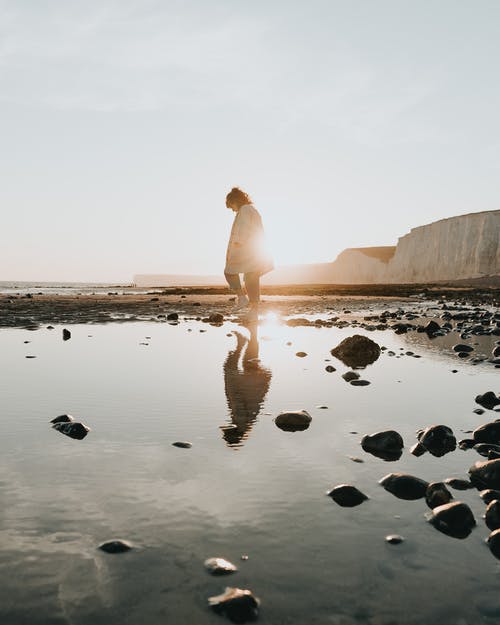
[224,187,274,310]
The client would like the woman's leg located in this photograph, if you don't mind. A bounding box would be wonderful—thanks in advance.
[224,272,243,294]
[244,272,260,305]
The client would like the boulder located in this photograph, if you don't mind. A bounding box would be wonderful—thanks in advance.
[204,558,238,575]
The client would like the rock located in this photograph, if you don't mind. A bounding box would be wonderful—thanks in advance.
[98,540,133,553]
[62,328,71,341]
[167,312,179,321]
[417,425,456,457]
[342,371,360,382]
[330,335,381,368]
[493,346,500,358]
[480,489,500,504]
[410,442,427,457]
[473,422,500,444]
[52,421,90,440]
[423,320,441,336]
[487,529,500,559]
[427,501,476,538]
[327,484,368,507]
[426,482,453,509]
[469,459,500,489]
[209,313,224,324]
[208,587,260,623]
[379,473,429,500]
[361,430,404,461]
[172,441,192,449]
[474,408,485,415]
[350,379,370,386]
[444,477,474,490]
[476,392,500,410]
[295,351,307,357]
[474,443,500,457]
[274,410,312,432]
[453,344,474,352]
[325,365,336,372]
[485,500,500,531]
[50,414,74,424]
[385,534,404,544]
[204,557,238,575]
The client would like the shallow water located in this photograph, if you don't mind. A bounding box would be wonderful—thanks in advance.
[0,317,499,625]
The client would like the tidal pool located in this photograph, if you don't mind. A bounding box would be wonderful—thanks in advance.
[0,317,499,625]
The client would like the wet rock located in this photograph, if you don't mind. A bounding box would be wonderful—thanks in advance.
[385,534,404,544]
[208,587,260,624]
[417,425,456,457]
[350,379,370,386]
[327,484,368,507]
[474,443,500,458]
[274,410,312,432]
[469,459,500,489]
[98,540,133,553]
[330,335,381,368]
[480,489,500,504]
[427,501,476,539]
[473,422,500,444]
[50,414,74,424]
[172,441,192,449]
[62,328,71,341]
[485,500,500,531]
[325,365,336,372]
[444,477,474,490]
[410,442,427,457]
[209,313,224,324]
[473,408,485,415]
[493,345,500,358]
[204,557,238,575]
[426,482,453,509]
[453,344,474,353]
[458,438,475,450]
[342,371,359,382]
[423,320,441,336]
[379,473,429,500]
[361,430,404,461]
[487,529,500,559]
[167,312,179,321]
[295,351,307,357]
[489,450,500,460]
[52,421,90,440]
[476,392,500,410]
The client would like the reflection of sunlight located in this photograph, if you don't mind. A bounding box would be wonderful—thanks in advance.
[262,311,279,326]
[259,310,287,342]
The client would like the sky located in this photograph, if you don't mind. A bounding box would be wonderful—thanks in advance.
[1,0,499,282]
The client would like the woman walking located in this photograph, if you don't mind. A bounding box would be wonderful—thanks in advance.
[224,187,274,311]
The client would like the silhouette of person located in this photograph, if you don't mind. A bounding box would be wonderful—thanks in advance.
[221,322,272,448]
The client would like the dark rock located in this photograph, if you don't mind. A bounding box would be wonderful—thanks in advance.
[469,459,500,489]
[52,421,90,440]
[350,379,370,386]
[172,441,192,449]
[62,328,71,341]
[485,500,500,531]
[474,443,500,458]
[379,473,429,500]
[427,501,476,538]
[342,371,360,382]
[295,351,307,358]
[458,438,475,450]
[150,297,159,302]
[426,482,453,509]
[327,484,368,507]
[209,313,224,324]
[98,540,132,553]
[481,489,500,504]
[476,392,500,410]
[444,477,474,490]
[361,430,403,461]
[274,410,311,432]
[167,312,179,321]
[385,534,404,544]
[410,442,427,457]
[417,425,456,457]
[208,587,260,623]
[493,346,500,358]
[204,557,238,575]
[487,529,500,559]
[325,365,336,372]
[489,450,500,460]
[473,422,500,444]
[50,414,74,424]
[330,335,381,368]
[457,351,470,359]
[453,344,474,353]
[474,408,485,415]
[423,320,441,336]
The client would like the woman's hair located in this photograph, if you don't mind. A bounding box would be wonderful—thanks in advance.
[226,187,252,208]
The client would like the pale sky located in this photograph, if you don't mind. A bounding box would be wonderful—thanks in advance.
[1,0,499,282]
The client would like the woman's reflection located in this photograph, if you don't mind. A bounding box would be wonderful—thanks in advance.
[221,322,272,448]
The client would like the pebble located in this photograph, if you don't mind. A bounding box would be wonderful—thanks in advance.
[385,534,404,544]
[274,410,312,432]
[204,557,238,575]
[172,441,192,449]
[52,421,90,440]
[325,365,336,372]
[342,371,360,382]
[350,379,370,386]
[62,328,71,341]
[98,540,133,553]
[295,351,307,357]
[50,414,74,424]
[327,484,368,507]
